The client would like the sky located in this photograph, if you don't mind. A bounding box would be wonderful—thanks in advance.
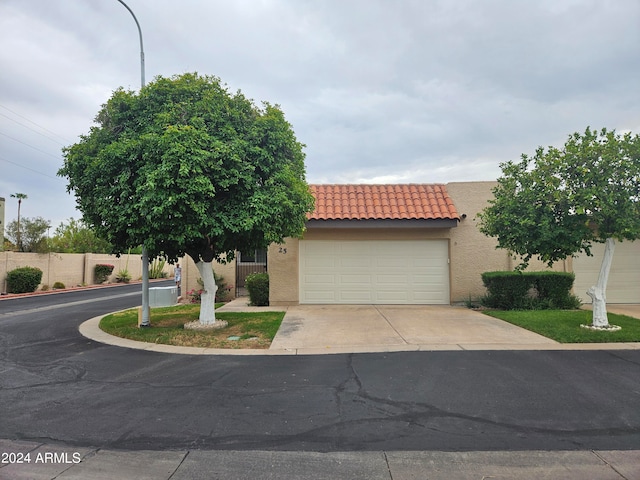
[1,0,639,232]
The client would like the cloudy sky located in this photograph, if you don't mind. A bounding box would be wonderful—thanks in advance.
[1,0,639,231]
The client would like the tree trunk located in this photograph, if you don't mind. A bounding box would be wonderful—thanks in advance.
[586,237,615,328]
[195,260,219,325]
[17,199,22,252]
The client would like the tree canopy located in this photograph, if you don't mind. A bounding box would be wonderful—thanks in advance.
[478,127,640,327]
[49,218,113,254]
[6,216,50,253]
[59,73,315,265]
[478,127,640,269]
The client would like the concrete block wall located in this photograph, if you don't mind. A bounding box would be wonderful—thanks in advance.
[0,252,174,293]
[180,254,236,301]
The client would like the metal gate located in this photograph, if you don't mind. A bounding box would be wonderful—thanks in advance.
[236,249,267,297]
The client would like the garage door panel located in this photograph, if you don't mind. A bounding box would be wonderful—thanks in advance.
[340,290,373,302]
[377,291,409,302]
[414,292,447,302]
[304,257,335,269]
[340,243,369,255]
[340,257,371,269]
[304,291,336,302]
[376,256,409,268]
[340,274,372,285]
[414,272,445,281]
[300,240,449,304]
[376,274,409,284]
[303,274,335,285]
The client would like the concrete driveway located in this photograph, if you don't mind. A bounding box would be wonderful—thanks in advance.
[220,300,640,354]
[267,304,560,354]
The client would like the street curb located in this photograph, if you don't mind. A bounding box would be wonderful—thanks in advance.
[79,314,640,356]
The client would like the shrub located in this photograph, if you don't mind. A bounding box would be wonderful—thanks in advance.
[7,266,43,293]
[149,258,168,279]
[214,272,233,302]
[481,271,580,310]
[187,288,204,303]
[94,264,114,283]
[531,271,581,309]
[52,281,65,289]
[245,272,269,306]
[115,269,131,283]
[481,271,532,309]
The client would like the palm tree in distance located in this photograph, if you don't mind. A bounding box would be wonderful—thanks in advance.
[10,193,27,251]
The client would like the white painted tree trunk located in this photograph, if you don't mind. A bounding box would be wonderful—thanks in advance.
[586,238,615,328]
[195,260,219,325]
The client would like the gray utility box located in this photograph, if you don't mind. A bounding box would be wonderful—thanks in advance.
[149,286,178,308]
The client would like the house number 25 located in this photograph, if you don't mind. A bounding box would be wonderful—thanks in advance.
[279,247,287,254]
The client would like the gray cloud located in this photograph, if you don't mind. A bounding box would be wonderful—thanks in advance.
[1,0,639,230]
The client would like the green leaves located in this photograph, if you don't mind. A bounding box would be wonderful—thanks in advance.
[59,73,315,264]
[478,127,640,269]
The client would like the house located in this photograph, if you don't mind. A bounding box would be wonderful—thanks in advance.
[267,181,518,305]
[180,180,640,305]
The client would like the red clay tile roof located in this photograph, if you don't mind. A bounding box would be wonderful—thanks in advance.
[308,184,460,221]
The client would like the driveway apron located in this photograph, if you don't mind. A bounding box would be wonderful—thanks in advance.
[270,304,558,353]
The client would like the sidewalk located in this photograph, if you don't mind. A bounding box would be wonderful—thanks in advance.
[1,439,638,480]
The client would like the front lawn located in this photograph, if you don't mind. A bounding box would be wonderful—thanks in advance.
[100,304,285,349]
[484,309,640,343]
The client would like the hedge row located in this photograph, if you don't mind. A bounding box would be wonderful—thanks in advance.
[481,271,581,310]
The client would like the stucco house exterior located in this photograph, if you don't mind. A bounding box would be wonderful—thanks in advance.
[179,180,639,306]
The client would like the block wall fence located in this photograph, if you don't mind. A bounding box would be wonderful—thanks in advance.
[0,251,237,299]
[0,252,171,293]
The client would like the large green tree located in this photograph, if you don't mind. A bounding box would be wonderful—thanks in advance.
[59,73,314,325]
[478,127,640,328]
[6,216,50,253]
[49,218,112,254]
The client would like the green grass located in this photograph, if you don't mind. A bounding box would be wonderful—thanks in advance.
[100,304,285,349]
[484,309,640,343]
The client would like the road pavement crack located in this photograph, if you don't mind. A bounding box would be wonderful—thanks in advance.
[334,354,363,417]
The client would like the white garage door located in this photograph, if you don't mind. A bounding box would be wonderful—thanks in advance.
[299,240,450,304]
[573,240,640,304]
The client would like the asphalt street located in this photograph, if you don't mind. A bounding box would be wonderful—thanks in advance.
[1,285,640,478]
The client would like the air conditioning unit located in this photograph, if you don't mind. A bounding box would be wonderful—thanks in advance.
[149,286,177,307]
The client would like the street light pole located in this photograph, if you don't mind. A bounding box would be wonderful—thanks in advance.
[116,0,150,327]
